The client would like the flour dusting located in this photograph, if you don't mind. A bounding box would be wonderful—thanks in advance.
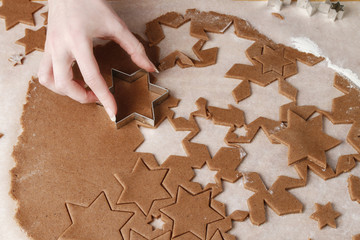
[291,37,360,88]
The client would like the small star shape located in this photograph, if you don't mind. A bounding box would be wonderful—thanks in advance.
[0,0,44,30]
[160,187,223,240]
[59,192,133,240]
[271,110,341,168]
[15,27,46,55]
[253,46,292,76]
[110,69,168,128]
[115,158,170,215]
[310,202,341,229]
[331,2,344,12]
[8,54,24,66]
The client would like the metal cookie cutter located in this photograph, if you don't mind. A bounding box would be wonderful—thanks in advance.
[109,68,169,128]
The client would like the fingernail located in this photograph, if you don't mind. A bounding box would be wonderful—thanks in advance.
[105,107,116,122]
[150,62,159,73]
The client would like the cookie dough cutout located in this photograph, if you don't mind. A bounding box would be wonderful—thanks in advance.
[272,12,284,20]
[15,27,46,55]
[115,158,170,215]
[271,110,341,168]
[59,192,133,240]
[310,202,341,229]
[160,187,223,240]
[348,175,360,204]
[0,0,44,30]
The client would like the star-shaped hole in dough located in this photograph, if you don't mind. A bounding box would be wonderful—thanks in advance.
[271,110,341,169]
[253,46,292,76]
[59,192,133,240]
[160,187,223,240]
[111,69,168,128]
[310,202,341,229]
[8,54,24,66]
[0,0,43,30]
[15,27,46,55]
[115,158,170,215]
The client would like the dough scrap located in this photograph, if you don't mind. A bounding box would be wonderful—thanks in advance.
[310,202,341,229]
[348,174,360,204]
[0,0,43,30]
[15,27,46,55]
[243,172,304,226]
[40,11,48,25]
[184,9,233,40]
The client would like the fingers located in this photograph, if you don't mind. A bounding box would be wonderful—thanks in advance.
[111,21,158,73]
[73,39,117,120]
[52,50,98,104]
[38,52,65,95]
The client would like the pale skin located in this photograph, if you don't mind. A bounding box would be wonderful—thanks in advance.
[38,0,157,121]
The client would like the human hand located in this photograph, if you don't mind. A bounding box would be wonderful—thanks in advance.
[38,0,157,121]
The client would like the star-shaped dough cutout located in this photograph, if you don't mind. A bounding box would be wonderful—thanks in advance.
[115,158,170,215]
[0,0,44,30]
[160,187,223,240]
[271,111,341,168]
[253,46,292,75]
[15,27,46,55]
[310,202,341,229]
[110,69,169,128]
[59,192,133,240]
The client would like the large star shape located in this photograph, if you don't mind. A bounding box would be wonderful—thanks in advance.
[310,202,341,229]
[110,69,169,128]
[160,187,223,240]
[59,192,133,240]
[15,27,46,55]
[0,0,44,30]
[253,46,292,76]
[115,158,170,215]
[271,110,341,168]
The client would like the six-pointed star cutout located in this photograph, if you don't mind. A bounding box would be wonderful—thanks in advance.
[115,158,170,215]
[59,192,133,240]
[271,110,341,168]
[15,27,46,55]
[110,69,169,128]
[310,202,341,229]
[160,187,223,240]
[0,0,43,30]
[253,46,292,75]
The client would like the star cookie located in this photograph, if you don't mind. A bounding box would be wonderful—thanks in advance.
[310,202,341,229]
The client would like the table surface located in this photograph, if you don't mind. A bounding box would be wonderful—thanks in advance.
[0,1,360,239]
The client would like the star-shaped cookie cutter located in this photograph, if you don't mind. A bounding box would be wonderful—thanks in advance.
[109,69,169,128]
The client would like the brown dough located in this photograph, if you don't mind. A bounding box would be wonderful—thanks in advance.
[41,11,48,25]
[112,73,160,120]
[145,12,186,46]
[271,110,341,168]
[0,0,43,30]
[115,158,170,215]
[59,192,133,240]
[184,9,233,40]
[243,172,304,226]
[310,202,341,229]
[272,12,284,20]
[15,27,46,55]
[348,174,360,204]
[253,46,292,76]
[160,187,223,240]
